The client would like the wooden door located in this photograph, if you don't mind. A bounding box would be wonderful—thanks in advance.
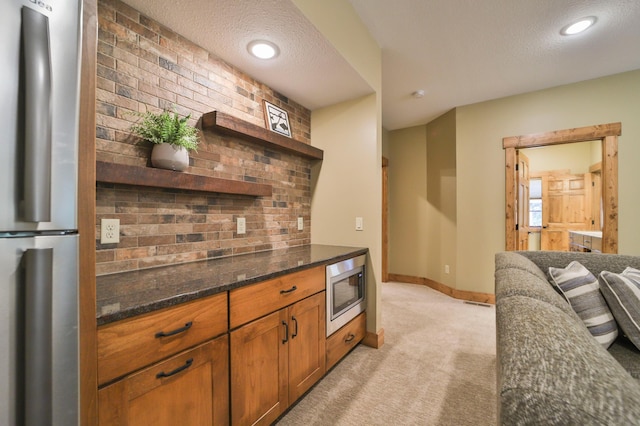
[230,310,288,426]
[541,174,590,251]
[516,151,530,250]
[590,172,602,231]
[98,336,229,426]
[287,292,325,402]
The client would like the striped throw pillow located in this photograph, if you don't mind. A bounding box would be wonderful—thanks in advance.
[599,267,640,351]
[548,261,618,348]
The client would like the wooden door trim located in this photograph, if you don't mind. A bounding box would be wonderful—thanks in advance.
[503,123,620,253]
[79,0,98,424]
[382,156,389,282]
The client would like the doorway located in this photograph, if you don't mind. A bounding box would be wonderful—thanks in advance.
[503,123,620,253]
[522,140,602,251]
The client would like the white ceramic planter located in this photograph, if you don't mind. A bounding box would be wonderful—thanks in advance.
[151,143,189,172]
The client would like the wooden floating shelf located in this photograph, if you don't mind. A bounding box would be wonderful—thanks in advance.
[96,161,272,197]
[201,111,324,160]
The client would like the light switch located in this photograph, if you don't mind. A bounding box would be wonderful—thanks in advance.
[237,217,246,235]
[297,217,304,231]
[355,217,363,231]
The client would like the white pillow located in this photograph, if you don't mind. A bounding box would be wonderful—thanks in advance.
[549,261,618,348]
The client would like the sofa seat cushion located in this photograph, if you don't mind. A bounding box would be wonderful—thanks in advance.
[599,267,640,351]
[549,261,618,348]
[497,295,640,424]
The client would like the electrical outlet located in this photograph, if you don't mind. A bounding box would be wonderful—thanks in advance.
[297,217,304,231]
[355,217,364,231]
[100,218,120,244]
[237,217,246,235]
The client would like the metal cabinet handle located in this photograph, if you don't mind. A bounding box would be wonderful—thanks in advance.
[156,358,193,379]
[22,7,52,222]
[282,321,289,344]
[24,248,53,425]
[280,285,297,294]
[155,321,193,338]
[292,316,298,338]
[345,333,356,343]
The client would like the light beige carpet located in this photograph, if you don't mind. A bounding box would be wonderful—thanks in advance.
[276,281,497,426]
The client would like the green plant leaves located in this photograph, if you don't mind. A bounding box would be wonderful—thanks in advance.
[129,109,199,151]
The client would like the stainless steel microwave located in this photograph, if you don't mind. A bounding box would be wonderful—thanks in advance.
[326,255,366,336]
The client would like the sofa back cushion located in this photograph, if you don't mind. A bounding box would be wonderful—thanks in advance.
[497,295,640,424]
[517,251,640,278]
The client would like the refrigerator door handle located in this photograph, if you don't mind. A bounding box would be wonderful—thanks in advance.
[22,7,52,223]
[24,248,53,426]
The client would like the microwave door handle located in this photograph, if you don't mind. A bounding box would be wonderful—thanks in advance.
[24,248,53,425]
[22,7,52,222]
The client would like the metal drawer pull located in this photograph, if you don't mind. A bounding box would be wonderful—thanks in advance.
[292,316,298,338]
[282,321,289,344]
[345,333,356,343]
[156,358,193,379]
[155,321,193,338]
[280,285,297,294]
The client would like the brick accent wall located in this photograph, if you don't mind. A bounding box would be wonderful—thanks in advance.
[96,0,313,275]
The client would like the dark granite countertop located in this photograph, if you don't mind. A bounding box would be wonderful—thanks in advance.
[96,244,368,326]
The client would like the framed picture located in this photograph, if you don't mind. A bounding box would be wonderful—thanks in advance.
[263,100,292,138]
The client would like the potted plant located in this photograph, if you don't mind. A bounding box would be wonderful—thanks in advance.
[129,109,199,171]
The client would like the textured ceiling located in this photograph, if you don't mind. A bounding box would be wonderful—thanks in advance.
[349,0,640,129]
[121,0,373,110]
[122,0,640,130]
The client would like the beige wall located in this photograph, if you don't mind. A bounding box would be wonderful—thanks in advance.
[386,69,640,296]
[387,125,428,277]
[294,0,383,335]
[386,109,457,287]
[456,69,640,294]
[524,141,595,174]
[425,109,457,287]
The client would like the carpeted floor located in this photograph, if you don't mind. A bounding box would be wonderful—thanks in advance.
[276,281,497,426]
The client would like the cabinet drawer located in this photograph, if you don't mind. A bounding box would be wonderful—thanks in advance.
[230,266,325,329]
[326,312,366,371]
[569,232,583,246]
[98,336,229,426]
[98,292,228,385]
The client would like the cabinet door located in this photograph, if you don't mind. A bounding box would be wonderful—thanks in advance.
[230,310,288,426]
[98,335,229,426]
[287,292,326,402]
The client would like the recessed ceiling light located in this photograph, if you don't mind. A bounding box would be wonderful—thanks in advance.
[560,16,597,36]
[247,40,280,59]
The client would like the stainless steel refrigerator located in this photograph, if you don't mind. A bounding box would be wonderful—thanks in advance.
[0,1,82,425]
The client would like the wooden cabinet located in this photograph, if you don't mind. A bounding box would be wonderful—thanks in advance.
[287,293,326,402]
[97,292,229,425]
[229,269,326,426]
[229,266,325,329]
[230,310,288,426]
[326,312,366,371]
[98,335,229,426]
[569,231,603,253]
[98,292,228,385]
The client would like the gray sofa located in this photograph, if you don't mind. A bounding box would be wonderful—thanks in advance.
[495,251,640,425]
